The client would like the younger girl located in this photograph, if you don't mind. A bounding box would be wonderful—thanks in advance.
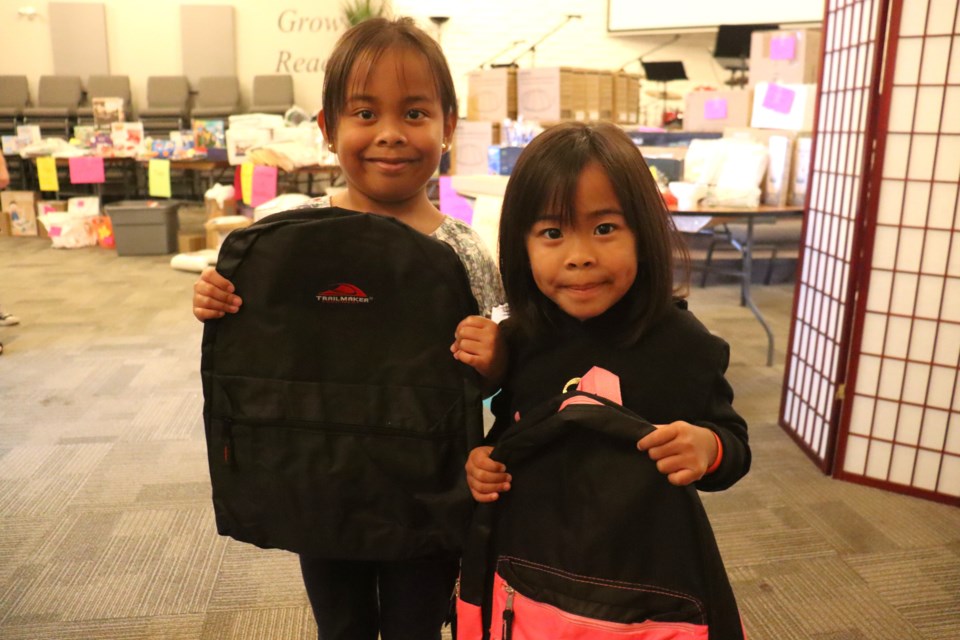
[193,18,504,640]
[466,121,750,502]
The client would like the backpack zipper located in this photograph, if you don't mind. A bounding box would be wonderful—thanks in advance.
[502,582,515,640]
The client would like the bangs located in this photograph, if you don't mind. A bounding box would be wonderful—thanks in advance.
[345,42,439,104]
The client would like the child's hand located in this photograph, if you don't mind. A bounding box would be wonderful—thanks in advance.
[193,267,242,321]
[637,422,719,486]
[451,315,506,384]
[465,446,512,502]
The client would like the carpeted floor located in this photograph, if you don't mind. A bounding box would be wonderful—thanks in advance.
[1,235,958,639]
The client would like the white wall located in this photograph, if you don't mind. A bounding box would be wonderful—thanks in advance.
[0,0,751,126]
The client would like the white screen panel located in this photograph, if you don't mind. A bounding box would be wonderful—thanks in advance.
[780,0,884,468]
[836,0,960,502]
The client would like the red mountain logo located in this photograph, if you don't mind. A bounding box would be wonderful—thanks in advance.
[316,283,372,304]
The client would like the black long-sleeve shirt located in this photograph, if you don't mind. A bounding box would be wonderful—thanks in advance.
[489,299,750,491]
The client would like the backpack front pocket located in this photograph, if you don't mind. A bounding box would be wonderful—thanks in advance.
[489,558,709,640]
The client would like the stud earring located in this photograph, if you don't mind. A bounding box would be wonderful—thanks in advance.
[327,143,335,152]
[441,141,449,152]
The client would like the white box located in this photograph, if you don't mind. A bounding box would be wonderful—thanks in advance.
[517,67,567,123]
[453,121,495,176]
[226,127,273,166]
[467,68,517,121]
[751,83,817,131]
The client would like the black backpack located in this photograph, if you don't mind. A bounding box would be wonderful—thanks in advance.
[201,207,483,560]
[456,368,744,639]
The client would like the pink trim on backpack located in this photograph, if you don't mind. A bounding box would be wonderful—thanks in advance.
[456,597,483,640]
[559,366,623,412]
[489,573,709,640]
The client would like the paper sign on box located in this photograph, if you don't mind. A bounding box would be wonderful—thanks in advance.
[769,35,797,61]
[250,165,278,208]
[751,82,816,131]
[704,99,728,120]
[149,159,172,198]
[69,157,105,184]
[37,157,59,192]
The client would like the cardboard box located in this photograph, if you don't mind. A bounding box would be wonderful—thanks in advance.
[750,83,817,131]
[1,191,39,236]
[517,67,578,123]
[613,73,640,124]
[104,200,180,256]
[0,211,10,236]
[36,200,68,240]
[467,68,518,121]
[205,215,252,251]
[205,197,237,218]
[684,90,754,133]
[178,232,207,253]
[453,121,497,176]
[749,29,822,87]
[597,72,614,121]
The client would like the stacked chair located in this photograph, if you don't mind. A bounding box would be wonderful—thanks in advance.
[77,75,133,124]
[22,75,83,137]
[138,75,191,135]
[0,75,30,134]
[191,76,241,120]
[249,75,294,115]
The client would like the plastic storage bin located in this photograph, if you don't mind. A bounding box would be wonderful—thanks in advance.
[104,200,180,256]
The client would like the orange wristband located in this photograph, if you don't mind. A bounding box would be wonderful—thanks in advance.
[705,432,723,475]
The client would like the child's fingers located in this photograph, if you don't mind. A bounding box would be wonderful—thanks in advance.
[193,306,226,321]
[469,488,501,503]
[666,469,699,486]
[636,425,669,452]
[467,475,511,499]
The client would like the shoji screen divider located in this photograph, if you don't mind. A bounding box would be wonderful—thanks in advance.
[780,0,889,471]
[781,0,960,505]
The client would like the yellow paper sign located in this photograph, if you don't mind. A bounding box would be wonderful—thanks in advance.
[240,162,254,205]
[148,159,171,198]
[37,156,59,192]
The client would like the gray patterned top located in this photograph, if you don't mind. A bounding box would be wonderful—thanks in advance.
[300,196,505,317]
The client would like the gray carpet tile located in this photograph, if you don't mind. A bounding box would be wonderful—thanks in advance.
[1,235,959,638]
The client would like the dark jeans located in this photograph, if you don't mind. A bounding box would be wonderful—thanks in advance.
[299,555,459,640]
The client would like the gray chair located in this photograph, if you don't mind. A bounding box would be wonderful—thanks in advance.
[191,76,240,119]
[250,75,294,115]
[139,76,191,133]
[0,75,30,131]
[22,75,83,136]
[77,75,133,123]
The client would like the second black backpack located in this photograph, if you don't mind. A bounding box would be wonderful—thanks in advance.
[201,207,483,561]
[456,368,745,640]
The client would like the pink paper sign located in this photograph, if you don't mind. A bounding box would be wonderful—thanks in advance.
[769,34,797,61]
[68,156,105,184]
[703,98,728,120]
[762,84,796,115]
[250,165,278,208]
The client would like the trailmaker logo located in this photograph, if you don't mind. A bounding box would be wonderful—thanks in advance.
[316,283,372,304]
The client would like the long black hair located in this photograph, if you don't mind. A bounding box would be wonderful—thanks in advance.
[498,121,689,344]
